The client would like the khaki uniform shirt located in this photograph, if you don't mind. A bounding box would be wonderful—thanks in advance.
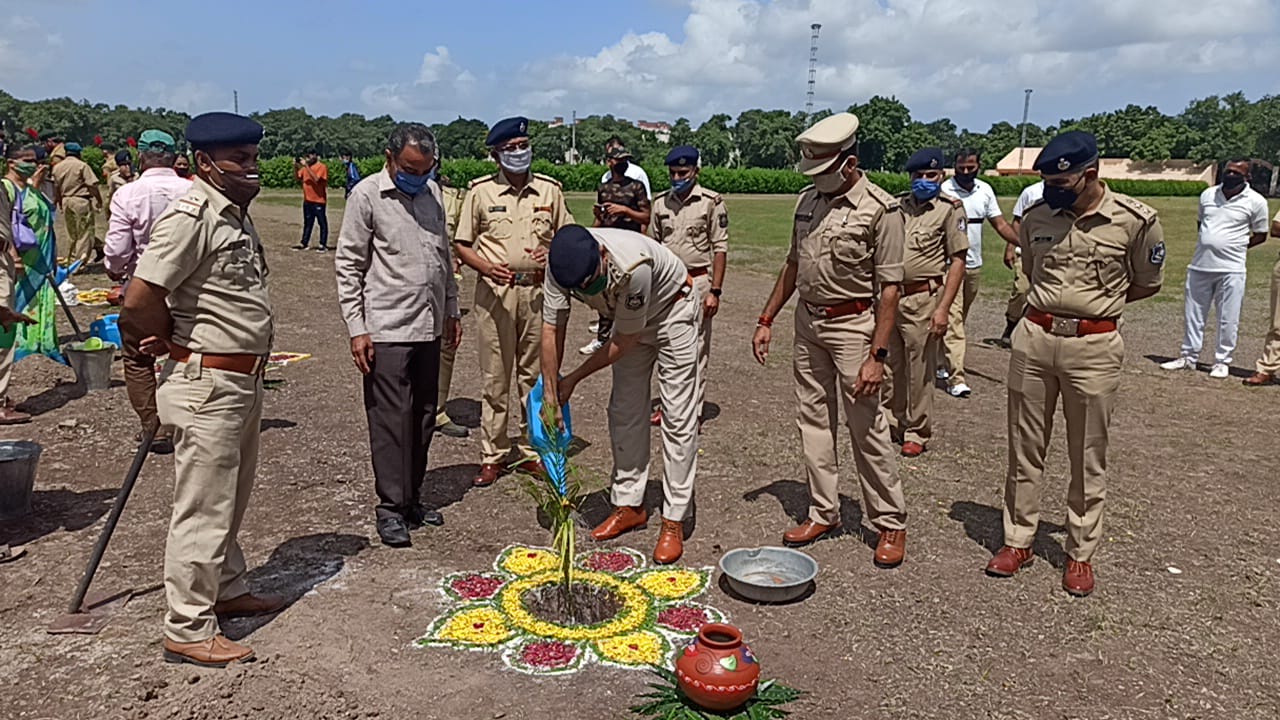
[649,184,728,270]
[543,227,689,336]
[1019,185,1164,320]
[898,192,969,283]
[52,156,98,201]
[335,172,460,342]
[134,177,274,355]
[107,170,131,199]
[49,143,66,163]
[456,172,575,275]
[102,155,119,179]
[442,184,465,240]
[787,174,905,304]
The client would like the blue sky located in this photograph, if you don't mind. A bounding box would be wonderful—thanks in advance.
[3,0,1278,133]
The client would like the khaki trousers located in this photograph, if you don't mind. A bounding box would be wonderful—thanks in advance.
[941,268,981,386]
[0,254,13,401]
[609,292,701,521]
[793,305,904,529]
[1255,258,1280,375]
[693,274,713,416]
[1006,260,1029,325]
[435,336,457,426]
[158,360,263,643]
[1004,319,1123,562]
[885,287,940,446]
[474,280,540,465]
[62,197,96,270]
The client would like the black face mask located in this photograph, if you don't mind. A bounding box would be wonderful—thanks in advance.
[1222,172,1247,192]
[202,154,261,208]
[1044,176,1084,210]
[954,170,977,188]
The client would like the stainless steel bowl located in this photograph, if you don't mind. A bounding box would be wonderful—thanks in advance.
[718,546,818,603]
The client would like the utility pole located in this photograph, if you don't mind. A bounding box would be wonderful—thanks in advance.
[233,90,239,114]
[805,23,821,123]
[1017,88,1032,174]
[571,110,577,164]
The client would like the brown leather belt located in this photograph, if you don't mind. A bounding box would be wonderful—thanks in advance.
[169,346,268,375]
[509,270,544,287]
[803,298,873,319]
[688,266,709,278]
[902,277,942,296]
[1026,307,1118,337]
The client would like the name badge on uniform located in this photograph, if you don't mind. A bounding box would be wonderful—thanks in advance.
[488,205,507,213]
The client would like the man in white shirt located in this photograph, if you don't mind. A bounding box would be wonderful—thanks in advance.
[985,179,1045,348]
[1162,159,1269,379]
[937,149,1018,397]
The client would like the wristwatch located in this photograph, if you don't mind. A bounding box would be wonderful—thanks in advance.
[873,347,888,362]
[710,287,723,298]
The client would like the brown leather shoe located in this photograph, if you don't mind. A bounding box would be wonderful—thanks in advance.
[473,463,502,487]
[874,529,907,568]
[213,593,285,618]
[0,402,31,425]
[162,634,255,668]
[590,506,648,541]
[1063,560,1095,597]
[1243,372,1274,387]
[782,520,841,548]
[901,441,925,458]
[514,457,546,477]
[985,546,1035,577]
[653,519,683,565]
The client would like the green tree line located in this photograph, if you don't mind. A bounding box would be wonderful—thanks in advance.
[3,89,1276,172]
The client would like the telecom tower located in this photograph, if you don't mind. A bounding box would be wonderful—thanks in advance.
[805,23,821,120]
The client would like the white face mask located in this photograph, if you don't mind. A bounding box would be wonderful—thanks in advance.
[812,163,847,195]
[499,147,533,174]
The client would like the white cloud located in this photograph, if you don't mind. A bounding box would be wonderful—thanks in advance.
[360,45,480,119]
[141,80,226,113]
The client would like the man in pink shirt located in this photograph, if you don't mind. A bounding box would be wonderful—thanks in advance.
[104,129,191,454]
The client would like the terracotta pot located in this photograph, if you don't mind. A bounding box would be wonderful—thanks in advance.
[674,623,760,712]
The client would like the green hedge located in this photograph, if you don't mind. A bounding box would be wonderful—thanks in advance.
[255,156,1209,197]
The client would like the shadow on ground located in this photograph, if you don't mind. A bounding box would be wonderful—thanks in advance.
[0,487,117,548]
[743,480,876,550]
[223,532,369,641]
[947,500,1068,569]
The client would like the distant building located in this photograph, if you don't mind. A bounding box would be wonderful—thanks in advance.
[546,116,565,129]
[993,146,1216,184]
[636,120,671,143]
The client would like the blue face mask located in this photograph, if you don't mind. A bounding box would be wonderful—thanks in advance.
[394,170,431,196]
[671,177,694,195]
[911,178,941,201]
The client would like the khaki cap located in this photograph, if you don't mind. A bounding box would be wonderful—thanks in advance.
[796,112,860,175]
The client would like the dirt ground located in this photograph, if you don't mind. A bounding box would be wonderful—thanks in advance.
[2,197,1279,720]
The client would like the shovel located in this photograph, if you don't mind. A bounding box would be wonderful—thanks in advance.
[47,418,158,634]
[46,271,87,342]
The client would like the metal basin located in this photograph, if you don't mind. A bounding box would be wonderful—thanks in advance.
[718,546,818,603]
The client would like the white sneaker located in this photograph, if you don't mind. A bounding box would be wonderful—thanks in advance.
[579,338,605,355]
[947,382,972,398]
[1209,363,1230,379]
[936,367,950,381]
[588,321,600,334]
[1160,357,1194,371]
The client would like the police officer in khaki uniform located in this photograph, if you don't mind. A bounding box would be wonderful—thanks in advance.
[986,131,1164,597]
[884,148,968,457]
[751,112,909,568]
[51,142,103,270]
[650,145,727,426]
[434,171,470,437]
[455,117,575,487]
[541,225,700,564]
[122,112,283,667]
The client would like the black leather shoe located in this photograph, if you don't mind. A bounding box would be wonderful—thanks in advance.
[406,505,444,529]
[377,517,411,547]
[435,421,470,438]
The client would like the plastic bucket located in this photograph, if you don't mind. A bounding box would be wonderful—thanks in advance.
[65,341,117,392]
[0,441,41,520]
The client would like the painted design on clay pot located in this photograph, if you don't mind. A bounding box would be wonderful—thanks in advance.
[674,623,761,712]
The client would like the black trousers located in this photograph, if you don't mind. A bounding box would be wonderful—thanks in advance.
[363,341,440,520]
[302,201,328,248]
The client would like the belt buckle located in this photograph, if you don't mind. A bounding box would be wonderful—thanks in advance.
[1050,317,1079,337]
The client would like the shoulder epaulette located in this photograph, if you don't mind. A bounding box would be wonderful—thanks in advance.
[1113,193,1157,223]
[866,182,899,211]
[533,173,563,188]
[468,174,497,189]
[171,194,207,218]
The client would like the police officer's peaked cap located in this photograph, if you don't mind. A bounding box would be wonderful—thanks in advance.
[185,112,264,151]
[665,145,699,167]
[796,112,860,176]
[64,142,82,155]
[904,148,944,173]
[548,225,601,289]
[1033,131,1098,176]
[486,116,529,147]
[138,129,176,152]
[114,149,132,165]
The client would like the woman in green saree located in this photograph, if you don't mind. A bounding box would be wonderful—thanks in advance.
[3,144,63,365]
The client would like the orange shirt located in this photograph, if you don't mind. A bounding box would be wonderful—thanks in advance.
[297,162,329,205]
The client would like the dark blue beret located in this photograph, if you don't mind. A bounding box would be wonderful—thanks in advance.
[665,145,699,167]
[486,116,529,147]
[548,225,601,289]
[904,147,943,173]
[185,112,264,151]
[114,149,132,164]
[1034,131,1098,176]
